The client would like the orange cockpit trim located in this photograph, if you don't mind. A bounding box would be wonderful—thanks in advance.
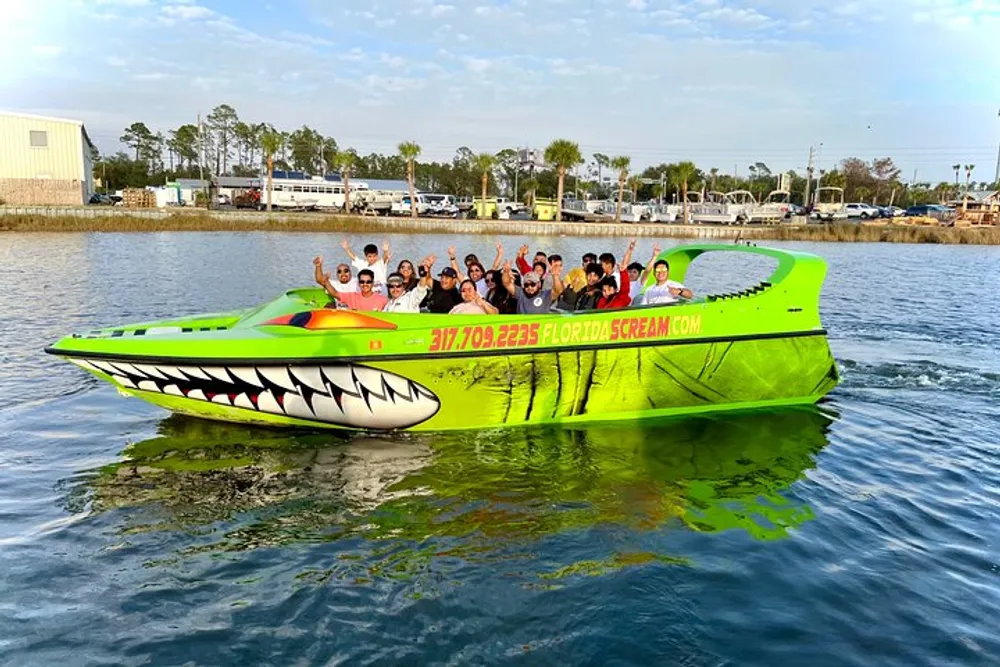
[262,309,398,331]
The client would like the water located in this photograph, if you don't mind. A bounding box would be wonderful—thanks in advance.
[1,232,999,666]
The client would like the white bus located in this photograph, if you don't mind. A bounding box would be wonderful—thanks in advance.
[268,175,369,210]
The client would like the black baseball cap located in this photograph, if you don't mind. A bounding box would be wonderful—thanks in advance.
[439,267,458,278]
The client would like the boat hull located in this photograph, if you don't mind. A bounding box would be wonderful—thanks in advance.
[63,331,837,431]
[48,243,841,432]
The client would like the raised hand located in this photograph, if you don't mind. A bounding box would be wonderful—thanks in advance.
[313,256,323,267]
[382,240,390,253]
[518,244,529,257]
[340,238,350,250]
[448,245,457,259]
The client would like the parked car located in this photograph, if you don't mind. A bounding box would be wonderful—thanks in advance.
[844,202,881,219]
[904,204,956,222]
[88,193,113,205]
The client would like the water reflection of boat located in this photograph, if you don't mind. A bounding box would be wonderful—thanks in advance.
[76,408,836,556]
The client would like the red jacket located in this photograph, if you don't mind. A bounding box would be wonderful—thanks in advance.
[597,270,631,309]
[516,255,533,276]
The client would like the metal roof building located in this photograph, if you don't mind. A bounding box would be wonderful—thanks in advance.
[0,111,96,205]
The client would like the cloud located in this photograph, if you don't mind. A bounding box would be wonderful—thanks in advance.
[9,0,1000,180]
[160,3,214,20]
[30,45,63,57]
[463,56,491,72]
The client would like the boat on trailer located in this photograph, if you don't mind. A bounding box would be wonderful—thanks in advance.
[45,243,840,432]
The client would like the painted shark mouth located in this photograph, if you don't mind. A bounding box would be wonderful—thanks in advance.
[66,358,440,430]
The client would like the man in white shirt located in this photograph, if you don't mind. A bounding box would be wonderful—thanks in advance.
[640,259,693,305]
[314,258,358,293]
[342,239,390,294]
[381,270,430,313]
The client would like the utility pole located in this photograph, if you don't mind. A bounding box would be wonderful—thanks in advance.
[197,113,205,182]
[994,107,1000,186]
[803,145,815,209]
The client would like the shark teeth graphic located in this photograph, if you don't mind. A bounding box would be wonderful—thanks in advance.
[69,359,440,430]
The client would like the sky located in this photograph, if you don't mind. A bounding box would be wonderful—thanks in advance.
[2,0,1000,182]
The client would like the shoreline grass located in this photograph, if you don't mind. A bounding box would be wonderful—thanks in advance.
[2,211,999,244]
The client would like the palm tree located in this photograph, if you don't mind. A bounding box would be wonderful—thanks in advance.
[710,167,719,191]
[963,164,975,212]
[398,141,421,218]
[610,155,630,224]
[673,161,698,224]
[260,130,282,213]
[628,175,643,203]
[472,152,496,217]
[543,139,583,222]
[337,150,357,214]
[952,163,961,186]
[593,153,610,196]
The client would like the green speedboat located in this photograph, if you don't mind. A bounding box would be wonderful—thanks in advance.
[45,243,839,432]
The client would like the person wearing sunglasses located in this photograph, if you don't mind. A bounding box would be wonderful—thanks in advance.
[381,265,431,313]
[314,260,388,311]
[639,259,692,305]
[396,260,419,292]
[313,257,358,293]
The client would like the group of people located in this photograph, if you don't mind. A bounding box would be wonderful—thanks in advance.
[312,238,693,315]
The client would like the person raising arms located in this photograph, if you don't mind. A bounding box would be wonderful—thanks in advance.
[341,239,391,294]
[382,257,433,313]
[640,258,693,305]
[501,258,563,314]
[313,258,388,311]
[419,256,463,313]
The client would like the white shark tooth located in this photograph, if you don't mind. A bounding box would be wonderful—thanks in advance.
[163,384,184,396]
[411,382,438,401]
[133,364,168,380]
[229,367,264,388]
[111,375,136,389]
[381,372,414,402]
[320,365,357,393]
[137,380,160,393]
[178,366,211,381]
[187,389,207,401]
[69,358,99,373]
[351,366,388,399]
[211,394,232,406]
[310,393,345,421]
[256,390,283,415]
[258,366,298,392]
[233,393,255,410]
[203,366,235,384]
[110,362,144,377]
[157,365,188,381]
[282,393,316,421]
[289,366,327,393]
[89,360,119,375]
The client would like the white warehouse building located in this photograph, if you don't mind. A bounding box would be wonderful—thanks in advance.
[0,111,96,206]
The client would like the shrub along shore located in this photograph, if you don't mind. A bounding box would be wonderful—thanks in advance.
[2,211,999,244]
